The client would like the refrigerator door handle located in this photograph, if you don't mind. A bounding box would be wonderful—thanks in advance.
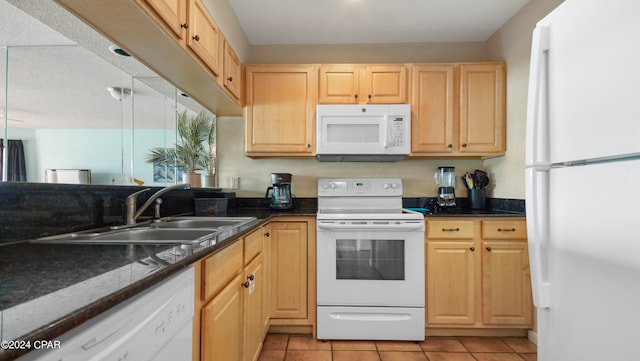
[525,25,551,168]
[525,168,551,308]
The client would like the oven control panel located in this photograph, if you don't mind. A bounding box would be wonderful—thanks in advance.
[318,178,403,197]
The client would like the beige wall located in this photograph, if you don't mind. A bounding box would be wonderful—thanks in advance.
[484,0,564,199]
[215,0,564,198]
[248,43,487,64]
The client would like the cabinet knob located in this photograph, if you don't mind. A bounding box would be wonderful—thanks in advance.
[242,274,255,288]
[264,232,270,237]
[368,94,372,100]
[192,35,200,41]
[307,144,311,148]
[181,23,189,29]
[447,144,453,148]
[486,246,492,252]
[462,143,468,147]
[470,247,475,252]
[227,76,233,82]
[354,94,358,99]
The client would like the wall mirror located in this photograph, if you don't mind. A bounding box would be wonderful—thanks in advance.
[0,0,212,186]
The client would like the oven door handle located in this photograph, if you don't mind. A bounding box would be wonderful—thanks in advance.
[317,222,424,231]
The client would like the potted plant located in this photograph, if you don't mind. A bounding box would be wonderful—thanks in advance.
[146,110,216,188]
[199,115,217,187]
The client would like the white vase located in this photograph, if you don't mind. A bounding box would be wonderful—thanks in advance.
[182,172,201,188]
[201,174,216,188]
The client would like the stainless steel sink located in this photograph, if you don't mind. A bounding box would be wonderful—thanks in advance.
[33,216,257,245]
[152,216,256,229]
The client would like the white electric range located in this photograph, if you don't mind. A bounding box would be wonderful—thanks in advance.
[316,178,425,341]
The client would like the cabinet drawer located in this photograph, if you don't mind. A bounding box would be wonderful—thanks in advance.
[244,227,264,264]
[482,219,527,239]
[427,220,475,239]
[203,241,243,301]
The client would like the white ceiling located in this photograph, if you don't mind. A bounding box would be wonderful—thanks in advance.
[229,0,530,45]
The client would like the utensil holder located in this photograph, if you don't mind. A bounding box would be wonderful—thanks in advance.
[469,189,486,209]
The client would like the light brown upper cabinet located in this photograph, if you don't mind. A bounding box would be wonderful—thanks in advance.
[459,64,506,154]
[318,64,408,104]
[223,40,242,102]
[244,64,318,156]
[139,0,222,78]
[411,63,506,158]
[141,0,243,105]
[141,0,187,41]
[186,0,223,77]
[411,64,456,154]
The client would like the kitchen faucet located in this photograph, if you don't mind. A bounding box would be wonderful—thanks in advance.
[125,184,191,225]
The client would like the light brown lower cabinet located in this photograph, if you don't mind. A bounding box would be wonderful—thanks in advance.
[196,217,313,360]
[199,226,267,361]
[268,217,316,333]
[269,221,308,319]
[243,253,264,361]
[201,273,243,361]
[426,218,532,330]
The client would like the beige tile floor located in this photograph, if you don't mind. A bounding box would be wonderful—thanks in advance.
[258,334,537,361]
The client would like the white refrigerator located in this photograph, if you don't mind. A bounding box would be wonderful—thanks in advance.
[525,0,640,360]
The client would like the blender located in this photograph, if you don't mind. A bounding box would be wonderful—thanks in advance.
[434,166,456,207]
[265,173,293,209]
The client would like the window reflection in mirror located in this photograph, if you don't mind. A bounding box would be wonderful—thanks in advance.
[1,42,211,186]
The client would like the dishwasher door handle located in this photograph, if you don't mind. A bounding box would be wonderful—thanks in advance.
[81,328,121,350]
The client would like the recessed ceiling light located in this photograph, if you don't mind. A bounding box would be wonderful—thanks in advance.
[109,45,131,57]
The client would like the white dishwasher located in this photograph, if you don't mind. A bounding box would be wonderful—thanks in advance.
[19,267,194,361]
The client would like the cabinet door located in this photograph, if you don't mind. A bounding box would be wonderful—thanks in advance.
[459,63,505,154]
[187,0,222,76]
[245,65,317,154]
[426,241,477,325]
[223,40,242,102]
[270,221,308,319]
[481,241,533,326]
[201,273,243,361]
[141,0,187,41]
[318,65,359,104]
[244,253,264,361]
[411,64,456,153]
[364,65,408,104]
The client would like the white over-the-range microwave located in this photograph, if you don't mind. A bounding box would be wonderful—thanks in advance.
[315,104,411,162]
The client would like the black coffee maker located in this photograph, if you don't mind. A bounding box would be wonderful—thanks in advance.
[265,173,293,209]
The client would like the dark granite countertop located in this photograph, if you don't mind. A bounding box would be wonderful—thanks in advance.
[0,201,521,360]
[0,217,273,361]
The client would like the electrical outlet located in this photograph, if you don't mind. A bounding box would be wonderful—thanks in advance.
[230,177,240,189]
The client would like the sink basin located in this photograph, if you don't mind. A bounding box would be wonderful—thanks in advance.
[152,216,256,229]
[33,216,258,245]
